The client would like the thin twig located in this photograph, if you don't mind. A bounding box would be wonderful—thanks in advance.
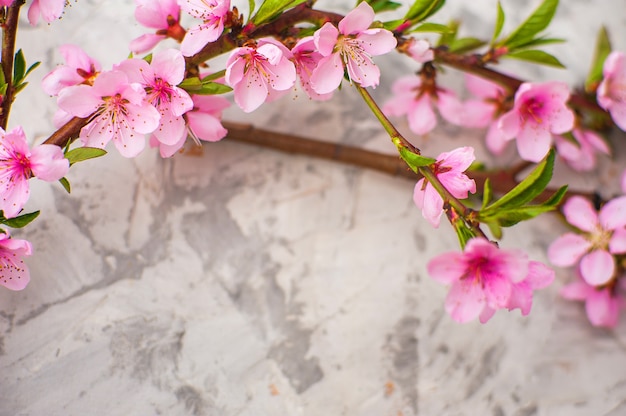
[0,1,24,129]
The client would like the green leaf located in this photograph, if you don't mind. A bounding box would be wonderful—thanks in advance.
[200,70,226,82]
[196,81,233,95]
[13,49,26,84]
[410,22,452,34]
[505,49,565,68]
[543,184,568,207]
[65,147,107,166]
[502,0,559,49]
[24,61,40,79]
[491,1,505,44]
[453,221,475,249]
[585,27,612,93]
[2,211,39,228]
[437,20,458,46]
[59,177,71,194]
[449,37,486,53]
[382,19,406,31]
[405,0,446,23]
[364,0,402,13]
[481,149,556,215]
[513,37,565,49]
[481,178,493,209]
[397,147,436,173]
[487,220,502,239]
[252,0,308,25]
[248,0,256,20]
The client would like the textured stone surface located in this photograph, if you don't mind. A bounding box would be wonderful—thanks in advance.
[1,1,626,415]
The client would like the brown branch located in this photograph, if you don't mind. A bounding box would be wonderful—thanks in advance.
[43,116,89,147]
[0,1,24,129]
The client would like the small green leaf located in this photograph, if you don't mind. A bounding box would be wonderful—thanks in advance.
[505,49,565,68]
[13,49,26,84]
[542,184,568,207]
[405,0,446,23]
[65,147,107,165]
[364,0,402,13]
[437,20,458,46]
[398,147,436,173]
[253,0,308,25]
[453,221,475,249]
[481,178,493,209]
[410,22,451,34]
[179,77,203,90]
[487,220,502,239]
[196,81,233,95]
[24,61,40,79]
[491,1,505,44]
[585,27,612,93]
[382,19,407,31]
[200,70,226,82]
[449,37,486,53]
[513,37,565,49]
[2,211,39,228]
[248,0,256,20]
[502,0,559,50]
[59,177,71,194]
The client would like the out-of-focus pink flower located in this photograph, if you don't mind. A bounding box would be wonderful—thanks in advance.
[116,49,194,155]
[309,1,396,94]
[561,274,624,328]
[406,38,433,63]
[413,146,476,228]
[598,51,626,131]
[27,0,65,25]
[42,45,101,96]
[291,36,333,101]
[498,81,575,162]
[0,126,69,218]
[428,238,555,323]
[0,231,32,291]
[150,94,229,157]
[58,70,161,158]
[548,195,626,286]
[383,74,463,136]
[179,0,230,57]
[0,1,14,7]
[554,128,610,172]
[225,40,296,113]
[131,0,184,54]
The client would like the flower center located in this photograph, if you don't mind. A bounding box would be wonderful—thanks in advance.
[520,97,544,124]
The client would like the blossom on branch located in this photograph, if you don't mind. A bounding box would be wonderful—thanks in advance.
[0,126,69,218]
[428,238,554,323]
[291,36,333,101]
[27,0,66,25]
[0,231,32,291]
[179,0,230,57]
[413,146,476,228]
[405,38,434,64]
[498,81,575,162]
[561,274,624,328]
[554,128,610,172]
[309,1,397,94]
[42,44,101,96]
[598,51,626,131]
[131,0,183,54]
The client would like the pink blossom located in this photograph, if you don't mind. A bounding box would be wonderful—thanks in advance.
[0,126,69,218]
[291,36,333,101]
[0,1,13,6]
[554,128,610,172]
[27,0,65,25]
[498,81,575,162]
[428,238,555,323]
[179,0,230,57]
[116,49,194,155]
[0,231,32,291]
[57,70,161,158]
[406,38,433,63]
[131,0,183,54]
[225,40,296,113]
[309,1,396,94]
[42,44,101,96]
[548,195,626,286]
[413,146,476,228]
[383,74,463,136]
[597,51,626,131]
[561,274,624,328]
[150,94,229,157]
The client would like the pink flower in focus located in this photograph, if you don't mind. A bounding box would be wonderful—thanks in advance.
[597,51,626,131]
[561,274,624,328]
[413,146,476,228]
[27,0,65,25]
[0,126,69,218]
[383,74,463,136]
[428,238,555,323]
[131,0,183,54]
[225,40,296,113]
[309,1,397,94]
[42,44,101,96]
[150,94,229,157]
[0,231,32,291]
[58,70,161,158]
[406,38,433,63]
[291,36,333,101]
[116,49,194,155]
[548,195,626,286]
[179,0,230,57]
[498,81,575,162]
[554,128,610,172]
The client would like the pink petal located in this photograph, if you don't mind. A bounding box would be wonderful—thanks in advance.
[345,52,380,88]
[0,250,30,291]
[585,288,619,327]
[314,23,339,57]
[152,49,186,84]
[419,183,444,228]
[427,252,467,284]
[445,280,486,323]
[0,176,29,219]
[608,102,626,131]
[130,34,167,54]
[169,88,194,117]
[515,122,552,162]
[497,111,520,141]
[356,29,397,56]
[437,90,464,125]
[310,53,344,95]
[113,121,146,158]
[233,71,269,113]
[338,1,374,35]
[438,146,475,172]
[563,195,598,232]
[42,67,84,96]
[478,307,496,323]
[80,114,115,149]
[483,273,512,309]
[599,195,626,230]
[548,106,575,135]
[57,85,101,118]
[461,100,494,128]
[187,112,228,142]
[525,261,555,289]
[609,227,626,254]
[547,233,591,267]
[465,73,503,99]
[153,107,186,145]
[580,249,615,286]
[180,21,223,57]
[560,280,592,300]
[30,144,69,181]
[506,281,533,315]
[407,95,437,135]
[485,122,509,154]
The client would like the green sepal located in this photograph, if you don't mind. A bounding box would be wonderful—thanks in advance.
[363,0,402,13]
[501,0,559,50]
[405,0,446,23]
[491,1,505,44]
[252,0,307,25]
[397,146,436,173]
[142,53,153,64]
[1,210,40,228]
[504,49,565,68]
[585,27,612,93]
[453,221,475,250]
[65,147,107,166]
[449,37,486,53]
[409,22,451,34]
[59,177,71,194]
